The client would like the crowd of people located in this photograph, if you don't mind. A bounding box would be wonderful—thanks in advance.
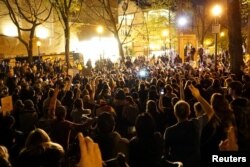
[0,55,250,167]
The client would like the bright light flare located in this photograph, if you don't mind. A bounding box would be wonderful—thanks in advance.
[220,32,225,37]
[138,69,148,78]
[177,16,188,27]
[78,36,119,67]
[204,39,212,46]
[37,41,41,46]
[212,4,222,17]
[162,29,169,37]
[3,24,18,37]
[149,44,155,49]
[96,26,103,34]
[36,26,49,39]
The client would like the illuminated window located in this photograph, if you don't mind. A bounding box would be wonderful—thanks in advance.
[118,14,134,26]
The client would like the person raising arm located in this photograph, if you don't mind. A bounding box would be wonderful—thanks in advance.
[188,84,214,121]
[78,133,103,167]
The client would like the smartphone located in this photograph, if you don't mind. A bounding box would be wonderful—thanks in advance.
[160,88,164,95]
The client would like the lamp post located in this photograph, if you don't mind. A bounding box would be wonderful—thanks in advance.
[96,25,103,60]
[177,16,188,63]
[212,4,222,71]
[37,41,41,61]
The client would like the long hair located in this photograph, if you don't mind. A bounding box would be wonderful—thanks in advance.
[211,93,230,117]
[211,93,235,130]
[146,100,159,115]
[135,112,155,138]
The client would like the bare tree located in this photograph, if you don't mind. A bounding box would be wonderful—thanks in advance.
[49,0,83,69]
[83,0,139,62]
[192,4,212,45]
[0,0,53,63]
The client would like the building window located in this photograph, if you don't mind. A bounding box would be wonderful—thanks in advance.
[118,14,134,26]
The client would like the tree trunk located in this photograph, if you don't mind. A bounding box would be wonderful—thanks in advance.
[28,28,35,64]
[64,22,70,70]
[27,47,33,64]
[227,0,243,75]
[115,33,125,63]
[118,42,125,63]
[200,35,204,46]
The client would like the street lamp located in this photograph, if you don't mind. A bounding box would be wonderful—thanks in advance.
[96,25,103,60]
[177,16,188,63]
[212,4,222,71]
[97,25,103,34]
[37,41,41,61]
[212,5,222,17]
[177,16,188,27]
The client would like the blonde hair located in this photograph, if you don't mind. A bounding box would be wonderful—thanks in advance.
[0,145,9,161]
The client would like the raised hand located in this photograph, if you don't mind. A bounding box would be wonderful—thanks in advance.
[188,84,201,99]
[77,133,103,167]
[219,126,238,151]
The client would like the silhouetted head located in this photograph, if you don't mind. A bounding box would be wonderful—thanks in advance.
[25,128,51,148]
[174,100,190,121]
[97,112,115,134]
[55,106,67,121]
[135,112,155,138]
[228,81,243,97]
[74,98,83,109]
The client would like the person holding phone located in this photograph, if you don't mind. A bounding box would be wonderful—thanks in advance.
[159,88,165,95]
[164,84,214,167]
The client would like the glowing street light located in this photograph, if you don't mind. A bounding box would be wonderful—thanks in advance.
[220,32,225,37]
[96,25,103,34]
[177,16,188,27]
[212,4,222,17]
[96,25,104,60]
[211,4,222,71]
[177,16,188,63]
